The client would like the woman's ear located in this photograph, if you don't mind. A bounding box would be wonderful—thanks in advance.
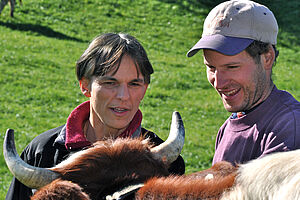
[140,84,148,101]
[79,78,91,97]
[262,45,275,70]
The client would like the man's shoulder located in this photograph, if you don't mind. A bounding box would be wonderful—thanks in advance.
[272,89,300,121]
[259,87,300,123]
[261,89,300,148]
[275,88,300,109]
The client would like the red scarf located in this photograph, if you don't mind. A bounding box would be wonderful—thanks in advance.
[65,101,142,150]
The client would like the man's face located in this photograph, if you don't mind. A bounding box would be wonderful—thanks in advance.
[89,54,148,131]
[203,49,271,112]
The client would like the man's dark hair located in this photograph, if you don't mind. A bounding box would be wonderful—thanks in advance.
[245,41,279,65]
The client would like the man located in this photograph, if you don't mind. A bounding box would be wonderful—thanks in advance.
[187,0,300,165]
[6,33,185,200]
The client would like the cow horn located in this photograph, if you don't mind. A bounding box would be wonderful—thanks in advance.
[150,111,185,165]
[3,129,60,189]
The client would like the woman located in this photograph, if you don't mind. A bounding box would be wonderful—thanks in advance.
[5,33,185,200]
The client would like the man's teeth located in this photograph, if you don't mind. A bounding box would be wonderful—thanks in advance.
[223,89,239,96]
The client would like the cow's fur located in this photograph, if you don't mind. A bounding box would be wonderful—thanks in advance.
[31,137,237,200]
[136,161,237,200]
[137,150,300,200]
[29,137,300,200]
[0,0,22,17]
[136,174,235,199]
[220,149,300,200]
[48,138,170,199]
[30,180,90,200]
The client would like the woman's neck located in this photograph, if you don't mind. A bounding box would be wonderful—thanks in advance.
[83,118,126,143]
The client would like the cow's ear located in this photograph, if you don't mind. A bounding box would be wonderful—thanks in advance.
[80,78,91,97]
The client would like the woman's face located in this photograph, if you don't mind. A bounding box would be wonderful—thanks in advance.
[87,54,148,133]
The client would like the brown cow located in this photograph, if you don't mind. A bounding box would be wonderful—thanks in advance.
[110,150,300,200]
[136,149,300,200]
[136,161,237,200]
[4,111,186,199]
[29,148,300,200]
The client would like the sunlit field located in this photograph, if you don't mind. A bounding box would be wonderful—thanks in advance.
[0,0,299,198]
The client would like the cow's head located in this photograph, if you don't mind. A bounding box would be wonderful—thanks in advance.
[4,111,185,199]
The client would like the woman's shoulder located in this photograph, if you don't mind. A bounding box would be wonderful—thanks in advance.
[22,125,67,165]
[141,127,164,144]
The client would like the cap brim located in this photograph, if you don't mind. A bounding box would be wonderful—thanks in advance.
[187,35,254,57]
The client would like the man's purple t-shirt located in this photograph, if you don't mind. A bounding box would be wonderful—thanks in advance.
[213,86,300,165]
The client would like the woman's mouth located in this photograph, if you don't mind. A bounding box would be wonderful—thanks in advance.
[112,107,127,112]
[111,107,130,116]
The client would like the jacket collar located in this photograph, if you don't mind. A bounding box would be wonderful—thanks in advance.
[62,101,143,150]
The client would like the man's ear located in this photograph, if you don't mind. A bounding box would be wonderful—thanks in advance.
[79,78,91,97]
[262,45,275,70]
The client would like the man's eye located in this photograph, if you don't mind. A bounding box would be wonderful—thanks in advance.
[206,65,216,71]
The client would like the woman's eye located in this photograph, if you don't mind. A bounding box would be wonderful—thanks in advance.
[130,82,140,86]
[102,81,116,86]
[227,65,239,69]
[129,81,144,87]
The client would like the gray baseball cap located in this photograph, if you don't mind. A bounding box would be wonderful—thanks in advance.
[187,0,278,57]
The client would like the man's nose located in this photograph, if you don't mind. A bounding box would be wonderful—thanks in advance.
[213,70,228,89]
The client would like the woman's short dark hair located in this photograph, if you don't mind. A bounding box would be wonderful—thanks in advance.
[245,40,279,65]
[76,33,154,84]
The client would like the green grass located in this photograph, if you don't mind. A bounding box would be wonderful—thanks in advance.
[0,0,299,198]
